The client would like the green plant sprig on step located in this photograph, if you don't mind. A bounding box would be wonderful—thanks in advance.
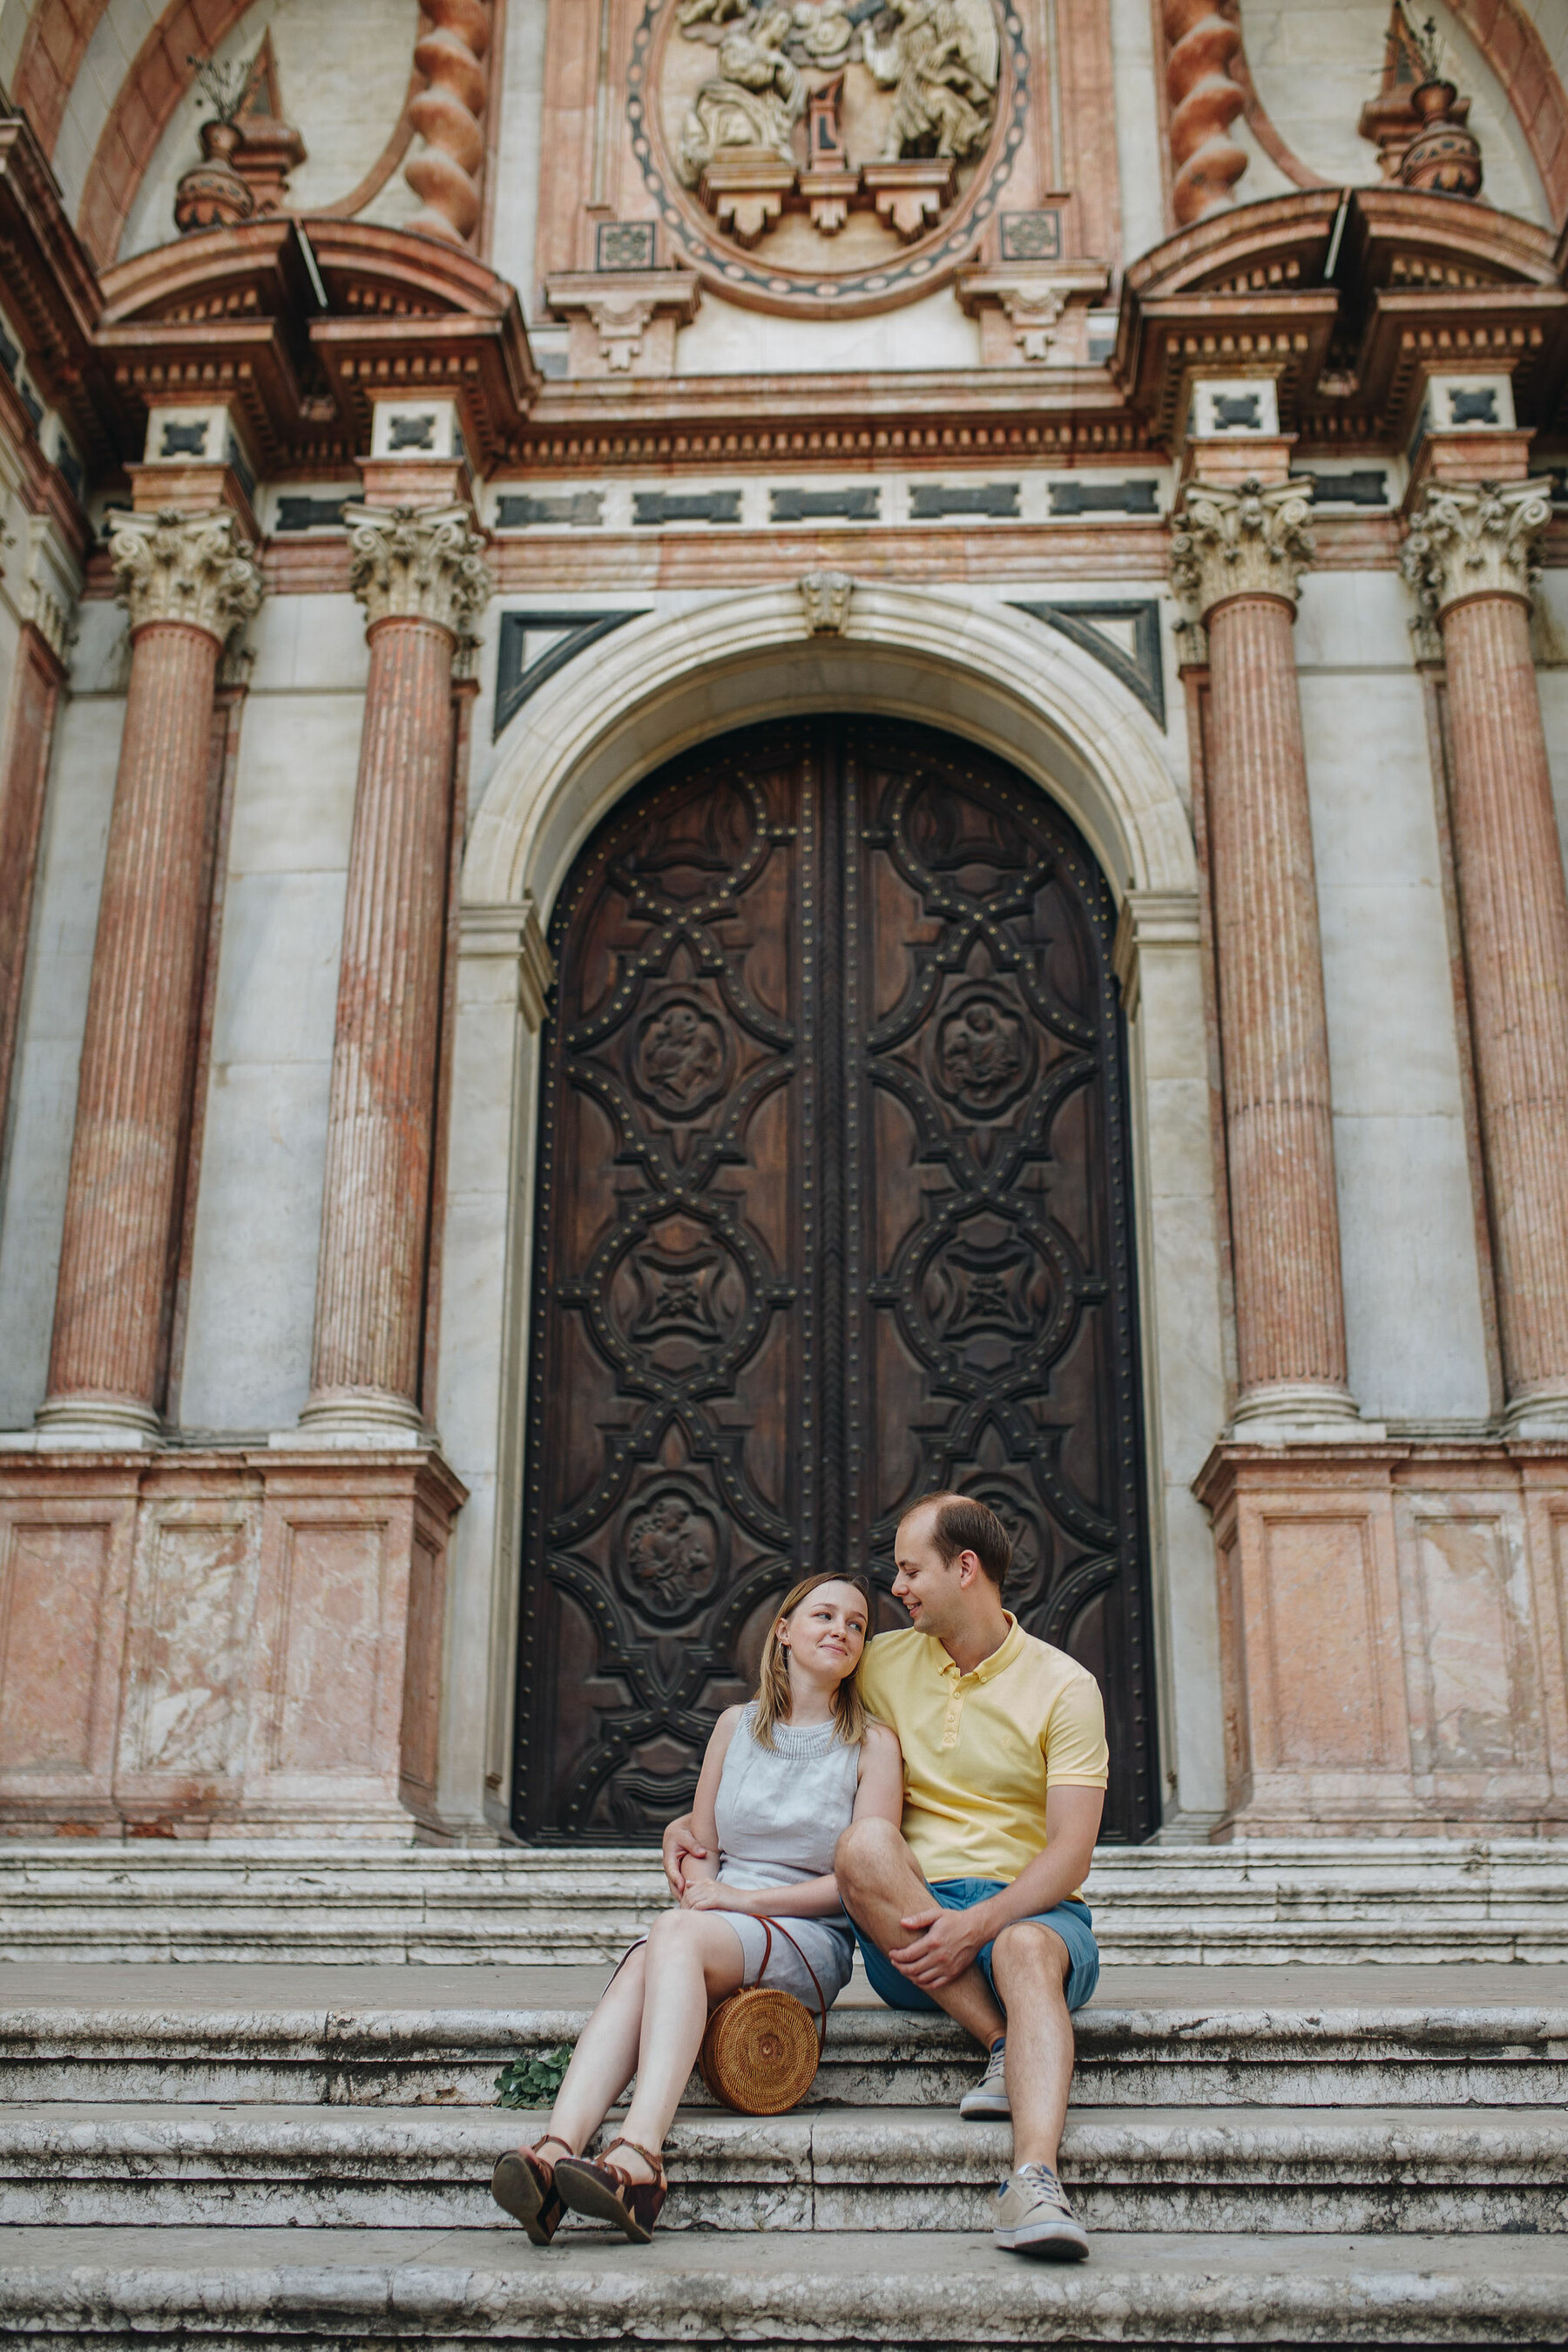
[495,2047,572,2108]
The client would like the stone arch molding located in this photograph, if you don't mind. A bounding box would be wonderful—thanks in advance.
[463,585,1196,918]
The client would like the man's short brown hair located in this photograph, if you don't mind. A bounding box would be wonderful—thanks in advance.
[902,1491,1014,1592]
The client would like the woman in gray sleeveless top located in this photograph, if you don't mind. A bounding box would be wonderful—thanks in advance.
[492,1573,903,2246]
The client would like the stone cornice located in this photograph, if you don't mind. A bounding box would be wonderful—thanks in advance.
[345,504,491,639]
[1400,478,1554,619]
[107,508,263,645]
[1170,476,1315,619]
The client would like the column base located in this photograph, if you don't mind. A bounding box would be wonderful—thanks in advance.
[1230,1382,1382,1443]
[1197,1434,1568,1838]
[33,1397,162,1450]
[1504,1386,1568,1441]
[293,1389,431,1449]
[0,1444,467,1838]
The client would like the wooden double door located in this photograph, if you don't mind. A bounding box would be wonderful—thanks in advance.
[515,718,1156,1844]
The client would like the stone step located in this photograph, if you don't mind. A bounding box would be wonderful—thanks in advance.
[3,2223,1566,2345]
[3,2102,1565,2235]
[3,1837,1565,1963]
[6,1980,1565,2110]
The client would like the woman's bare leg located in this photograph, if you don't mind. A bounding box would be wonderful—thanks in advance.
[530,1943,649,2158]
[617,1909,746,2176]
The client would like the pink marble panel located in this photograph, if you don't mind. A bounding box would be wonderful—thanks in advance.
[398,1526,443,1809]
[1257,1515,1387,1771]
[270,1519,389,1778]
[119,1508,257,1780]
[0,1522,110,1774]
[1405,1511,1536,1775]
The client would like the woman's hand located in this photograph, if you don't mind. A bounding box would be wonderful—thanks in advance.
[679,1878,748,1913]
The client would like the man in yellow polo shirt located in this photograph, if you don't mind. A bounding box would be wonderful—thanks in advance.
[835,1491,1106,2260]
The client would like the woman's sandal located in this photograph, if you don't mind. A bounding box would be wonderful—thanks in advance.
[490,2132,572,2243]
[552,2135,669,2243]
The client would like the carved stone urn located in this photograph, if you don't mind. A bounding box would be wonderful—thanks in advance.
[173,118,256,234]
[1401,78,1484,198]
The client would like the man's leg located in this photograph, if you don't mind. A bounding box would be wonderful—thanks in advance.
[834,1817,1004,2048]
[989,1920,1074,2172]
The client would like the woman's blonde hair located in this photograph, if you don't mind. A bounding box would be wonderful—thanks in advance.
[751,1573,874,1752]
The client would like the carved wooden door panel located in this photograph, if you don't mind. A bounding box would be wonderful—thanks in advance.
[517,719,1155,1844]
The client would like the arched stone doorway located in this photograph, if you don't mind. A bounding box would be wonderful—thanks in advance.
[511,714,1157,1845]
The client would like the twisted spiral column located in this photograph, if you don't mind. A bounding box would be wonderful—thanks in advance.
[1402,481,1568,1425]
[405,0,491,244]
[1173,477,1356,1424]
[303,505,490,1434]
[1163,0,1247,226]
[42,510,260,1436]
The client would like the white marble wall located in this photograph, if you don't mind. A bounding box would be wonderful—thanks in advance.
[490,0,550,320]
[175,594,367,1434]
[0,600,125,1429]
[1294,571,1492,1426]
[1108,0,1166,267]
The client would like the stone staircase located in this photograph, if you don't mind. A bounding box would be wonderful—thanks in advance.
[2,1955,1567,2343]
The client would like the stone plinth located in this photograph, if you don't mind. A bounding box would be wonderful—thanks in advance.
[303,505,489,1439]
[0,1449,464,1838]
[1199,1439,1568,1837]
[41,511,261,1442]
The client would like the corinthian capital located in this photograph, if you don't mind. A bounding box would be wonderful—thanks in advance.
[109,508,263,644]
[345,503,491,638]
[1170,476,1315,620]
[1400,479,1553,621]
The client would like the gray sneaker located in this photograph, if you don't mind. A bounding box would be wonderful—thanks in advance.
[993,2163,1089,2259]
[959,2037,1009,2119]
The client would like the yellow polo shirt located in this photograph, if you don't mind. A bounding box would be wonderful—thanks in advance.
[856,1615,1108,1894]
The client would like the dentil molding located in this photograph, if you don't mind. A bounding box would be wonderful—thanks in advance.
[345,503,492,638]
[1169,475,1315,619]
[108,508,263,644]
[1400,478,1554,619]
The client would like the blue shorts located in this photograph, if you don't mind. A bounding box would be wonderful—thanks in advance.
[848,1878,1099,2016]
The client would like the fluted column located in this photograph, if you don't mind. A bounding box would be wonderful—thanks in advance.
[1402,479,1568,1428]
[40,510,261,1440]
[302,504,490,1436]
[1173,475,1356,1425]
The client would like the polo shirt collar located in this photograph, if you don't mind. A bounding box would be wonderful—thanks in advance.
[933,1612,1024,1687]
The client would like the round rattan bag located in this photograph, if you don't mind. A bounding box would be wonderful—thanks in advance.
[699,1919,828,2116]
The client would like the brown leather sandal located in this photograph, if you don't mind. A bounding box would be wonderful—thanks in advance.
[490,2132,571,2243]
[552,2135,669,2243]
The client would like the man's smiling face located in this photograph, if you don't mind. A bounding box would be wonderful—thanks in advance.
[891,1500,969,1643]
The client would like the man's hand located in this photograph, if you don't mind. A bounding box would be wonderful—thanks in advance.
[661,1814,706,1897]
[887,1903,986,1991]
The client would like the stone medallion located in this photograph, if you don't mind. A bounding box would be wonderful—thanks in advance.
[628,0,1029,315]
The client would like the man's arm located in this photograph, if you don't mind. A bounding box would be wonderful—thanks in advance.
[661,1809,706,1896]
[886,1784,1104,1992]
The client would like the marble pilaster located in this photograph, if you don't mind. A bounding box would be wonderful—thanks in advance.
[301,504,490,1439]
[1402,479,1568,1430]
[1172,475,1356,1429]
[39,510,260,1443]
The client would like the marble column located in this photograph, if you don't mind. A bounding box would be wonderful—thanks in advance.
[1172,475,1356,1426]
[40,510,260,1442]
[302,504,490,1437]
[1402,478,1568,1429]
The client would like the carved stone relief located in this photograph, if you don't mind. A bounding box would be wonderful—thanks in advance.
[628,0,1026,314]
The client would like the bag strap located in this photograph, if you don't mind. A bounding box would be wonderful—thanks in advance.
[760,1916,828,2052]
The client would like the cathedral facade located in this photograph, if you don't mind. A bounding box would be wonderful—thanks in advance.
[0,0,1565,1851]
